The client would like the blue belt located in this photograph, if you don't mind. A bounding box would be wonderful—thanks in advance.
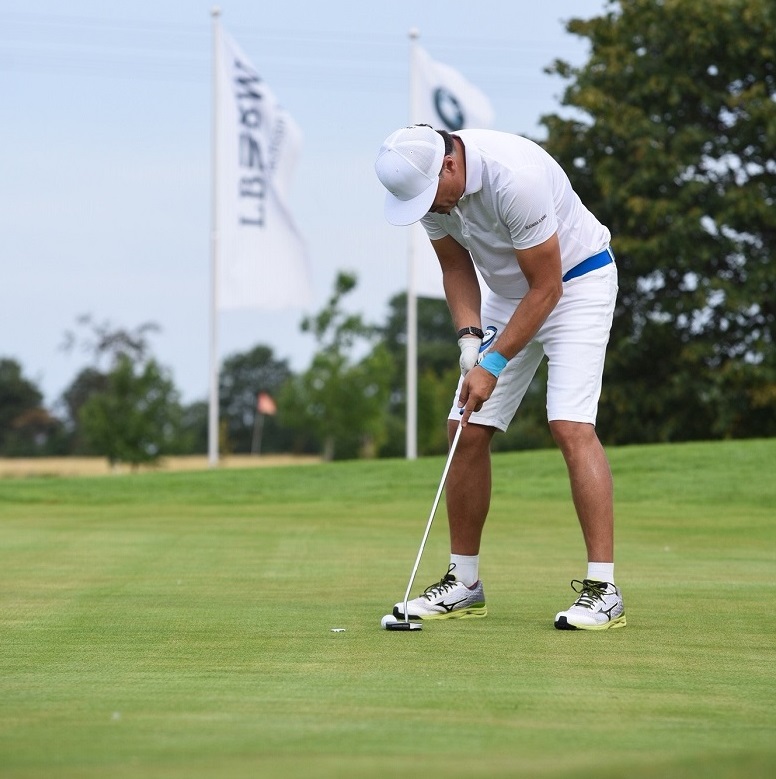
[562,247,614,282]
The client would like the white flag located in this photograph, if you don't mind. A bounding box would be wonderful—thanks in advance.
[412,44,495,132]
[215,26,312,310]
[411,44,494,298]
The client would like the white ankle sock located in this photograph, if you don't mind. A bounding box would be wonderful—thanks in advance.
[587,562,615,585]
[449,554,479,586]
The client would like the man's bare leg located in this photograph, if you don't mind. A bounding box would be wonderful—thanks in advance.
[549,420,614,562]
[445,420,497,556]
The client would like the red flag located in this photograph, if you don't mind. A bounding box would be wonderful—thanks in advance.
[257,392,277,416]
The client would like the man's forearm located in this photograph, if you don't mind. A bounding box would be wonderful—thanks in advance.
[442,266,482,331]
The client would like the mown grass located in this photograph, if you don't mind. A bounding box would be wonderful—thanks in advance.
[0,439,774,778]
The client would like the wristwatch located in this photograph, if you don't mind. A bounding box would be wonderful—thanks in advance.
[457,326,485,339]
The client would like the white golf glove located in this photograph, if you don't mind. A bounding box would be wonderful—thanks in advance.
[458,336,482,376]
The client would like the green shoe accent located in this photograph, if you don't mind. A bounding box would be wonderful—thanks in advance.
[420,603,488,620]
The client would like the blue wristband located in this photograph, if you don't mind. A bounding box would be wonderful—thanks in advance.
[479,351,508,378]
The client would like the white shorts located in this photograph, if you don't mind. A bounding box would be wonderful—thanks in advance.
[448,263,618,431]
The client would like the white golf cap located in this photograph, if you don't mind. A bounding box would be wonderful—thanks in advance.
[374,125,445,226]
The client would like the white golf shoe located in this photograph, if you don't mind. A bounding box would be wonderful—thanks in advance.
[554,579,626,630]
[393,565,487,621]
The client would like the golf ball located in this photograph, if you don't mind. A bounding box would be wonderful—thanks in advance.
[381,614,398,629]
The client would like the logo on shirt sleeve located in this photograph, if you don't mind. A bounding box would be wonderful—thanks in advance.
[524,214,548,230]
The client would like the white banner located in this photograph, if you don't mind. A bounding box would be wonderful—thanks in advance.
[215,26,311,310]
[411,44,494,298]
[412,44,495,132]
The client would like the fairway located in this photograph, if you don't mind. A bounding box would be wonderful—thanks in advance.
[1,439,774,779]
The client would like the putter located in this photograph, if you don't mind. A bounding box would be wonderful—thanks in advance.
[385,420,464,632]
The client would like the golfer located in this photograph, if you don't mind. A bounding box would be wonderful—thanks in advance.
[375,124,625,630]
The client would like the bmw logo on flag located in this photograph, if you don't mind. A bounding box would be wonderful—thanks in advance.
[433,87,465,131]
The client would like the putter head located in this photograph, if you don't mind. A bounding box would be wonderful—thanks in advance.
[385,620,422,631]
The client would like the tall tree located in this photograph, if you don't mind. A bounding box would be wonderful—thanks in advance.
[218,346,292,454]
[79,355,182,467]
[58,367,108,454]
[61,315,160,370]
[0,358,61,456]
[542,0,776,442]
[178,400,209,455]
[61,316,183,466]
[281,272,393,460]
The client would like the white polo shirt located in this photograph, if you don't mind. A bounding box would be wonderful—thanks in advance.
[420,129,611,299]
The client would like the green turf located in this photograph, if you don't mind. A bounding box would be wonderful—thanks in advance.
[1,439,774,778]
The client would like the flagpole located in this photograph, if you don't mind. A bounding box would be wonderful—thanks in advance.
[405,27,420,461]
[208,6,221,468]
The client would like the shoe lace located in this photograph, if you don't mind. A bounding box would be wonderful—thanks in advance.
[422,564,459,601]
[569,579,609,609]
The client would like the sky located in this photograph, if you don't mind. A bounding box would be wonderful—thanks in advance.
[0,0,611,410]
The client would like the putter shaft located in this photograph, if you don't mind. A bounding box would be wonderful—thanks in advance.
[401,421,464,621]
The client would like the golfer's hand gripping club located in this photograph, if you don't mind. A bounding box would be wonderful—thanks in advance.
[458,335,482,376]
[457,367,498,426]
